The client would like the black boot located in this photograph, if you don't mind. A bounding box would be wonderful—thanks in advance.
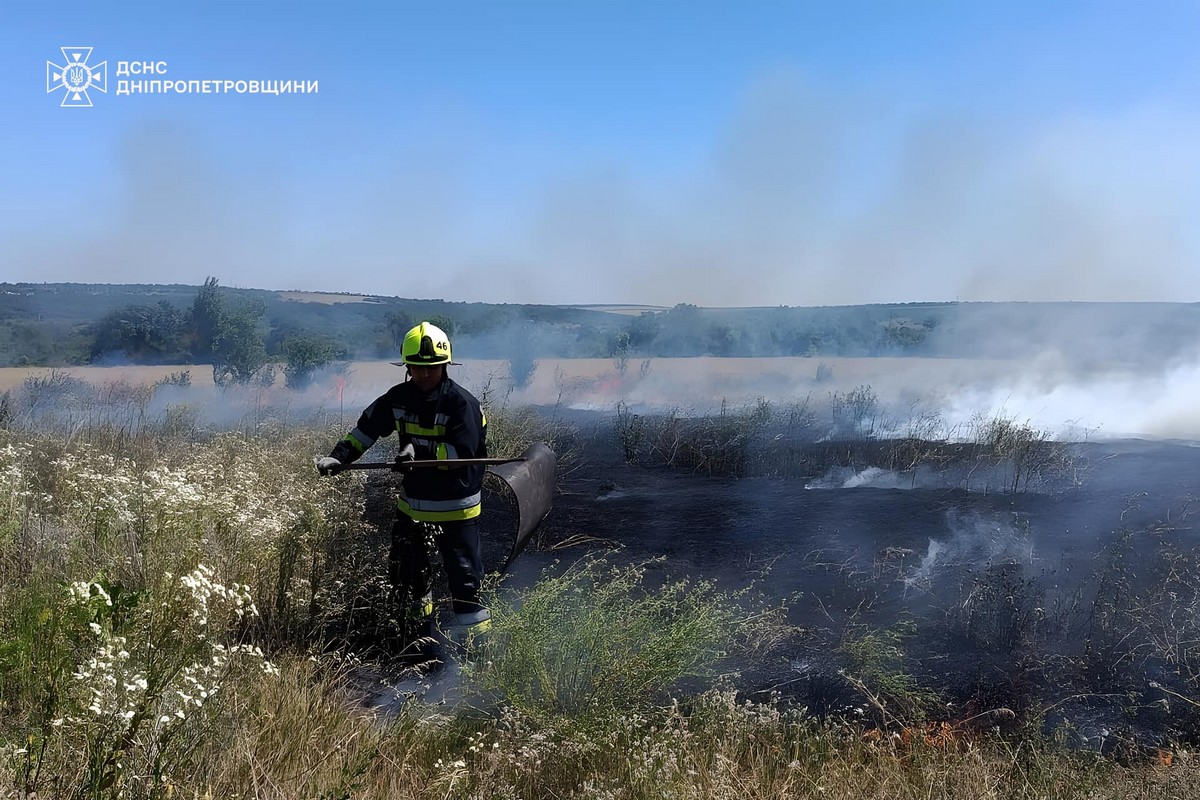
[397,598,444,672]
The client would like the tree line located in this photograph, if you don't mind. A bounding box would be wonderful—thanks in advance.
[10,280,1194,374]
[4,281,951,376]
[85,278,347,388]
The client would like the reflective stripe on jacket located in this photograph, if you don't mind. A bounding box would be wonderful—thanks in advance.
[330,376,487,522]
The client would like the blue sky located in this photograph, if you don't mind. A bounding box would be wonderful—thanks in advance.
[2,1,1199,306]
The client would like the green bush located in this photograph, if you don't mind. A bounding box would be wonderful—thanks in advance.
[467,557,749,727]
[838,619,940,724]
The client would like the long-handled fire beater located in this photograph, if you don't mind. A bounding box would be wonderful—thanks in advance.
[337,441,556,573]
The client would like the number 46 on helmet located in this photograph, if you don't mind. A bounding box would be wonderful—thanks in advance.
[391,322,459,367]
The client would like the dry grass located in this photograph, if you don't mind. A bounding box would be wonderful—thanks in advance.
[2,374,1199,797]
[573,304,671,315]
[276,291,377,304]
[20,657,1196,800]
[0,355,1066,400]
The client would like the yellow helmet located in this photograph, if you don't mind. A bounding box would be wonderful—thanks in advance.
[396,321,453,367]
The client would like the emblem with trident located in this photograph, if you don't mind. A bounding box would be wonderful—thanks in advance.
[47,47,107,107]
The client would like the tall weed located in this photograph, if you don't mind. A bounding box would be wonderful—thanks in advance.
[467,557,751,727]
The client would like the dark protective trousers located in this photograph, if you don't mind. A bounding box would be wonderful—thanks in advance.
[389,515,486,624]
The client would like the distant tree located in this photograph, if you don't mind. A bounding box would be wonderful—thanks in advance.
[190,277,223,358]
[189,278,270,386]
[625,312,660,350]
[211,300,269,386]
[89,302,187,363]
[656,303,706,356]
[456,308,507,336]
[879,318,930,351]
[706,323,738,357]
[0,321,55,367]
[282,334,339,390]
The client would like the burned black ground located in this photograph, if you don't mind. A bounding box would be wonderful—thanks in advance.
[356,407,1200,750]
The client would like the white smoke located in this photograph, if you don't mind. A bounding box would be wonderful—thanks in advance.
[903,511,1035,590]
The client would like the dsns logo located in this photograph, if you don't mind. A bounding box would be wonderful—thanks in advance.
[46,47,107,107]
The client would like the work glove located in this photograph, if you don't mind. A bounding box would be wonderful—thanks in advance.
[391,443,416,473]
[315,456,344,476]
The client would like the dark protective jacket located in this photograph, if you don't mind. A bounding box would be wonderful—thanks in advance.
[329,376,488,522]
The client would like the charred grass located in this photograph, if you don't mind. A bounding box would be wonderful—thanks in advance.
[613,387,1081,492]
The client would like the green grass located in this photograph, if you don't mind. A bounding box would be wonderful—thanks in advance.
[465,557,765,728]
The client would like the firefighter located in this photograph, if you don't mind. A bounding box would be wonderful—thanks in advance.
[316,321,489,663]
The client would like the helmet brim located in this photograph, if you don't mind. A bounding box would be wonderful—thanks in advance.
[391,361,461,367]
